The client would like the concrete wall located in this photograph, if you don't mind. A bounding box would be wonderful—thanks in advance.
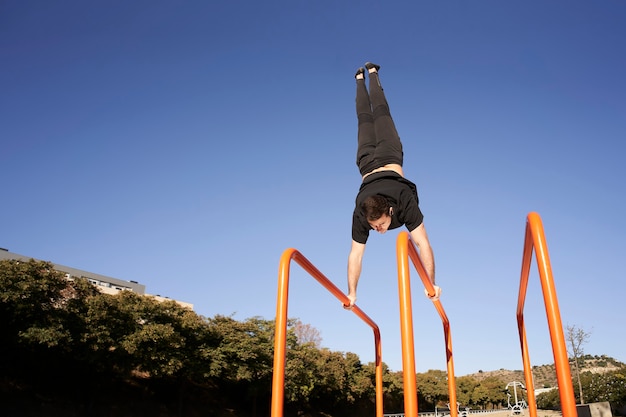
[577,402,613,417]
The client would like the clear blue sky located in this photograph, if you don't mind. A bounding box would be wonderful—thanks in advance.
[2,1,625,376]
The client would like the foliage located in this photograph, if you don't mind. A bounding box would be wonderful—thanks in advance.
[578,370,626,406]
[417,369,449,409]
[470,376,508,410]
[535,368,626,410]
[536,387,561,409]
[2,259,625,417]
[0,259,97,350]
[456,376,480,407]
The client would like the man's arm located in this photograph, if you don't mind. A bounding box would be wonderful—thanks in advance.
[409,223,440,299]
[346,239,366,309]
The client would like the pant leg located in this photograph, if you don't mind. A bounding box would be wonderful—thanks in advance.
[355,78,377,176]
[368,72,403,167]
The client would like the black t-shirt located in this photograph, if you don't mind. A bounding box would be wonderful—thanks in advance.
[352,171,424,244]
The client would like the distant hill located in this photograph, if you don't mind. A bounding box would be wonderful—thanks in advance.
[465,354,625,388]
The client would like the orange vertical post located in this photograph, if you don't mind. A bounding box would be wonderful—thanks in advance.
[271,248,384,417]
[516,212,577,417]
[396,233,419,417]
[397,232,458,417]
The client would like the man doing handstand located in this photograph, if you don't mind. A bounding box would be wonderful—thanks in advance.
[346,62,440,309]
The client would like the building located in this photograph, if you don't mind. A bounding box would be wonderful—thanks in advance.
[0,248,193,309]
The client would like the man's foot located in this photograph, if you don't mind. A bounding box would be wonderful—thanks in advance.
[355,67,365,80]
[365,62,380,73]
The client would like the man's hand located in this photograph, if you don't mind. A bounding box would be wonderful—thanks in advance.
[343,293,357,310]
[424,285,442,301]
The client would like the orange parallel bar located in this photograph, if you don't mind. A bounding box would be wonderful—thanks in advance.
[271,248,384,417]
[396,232,458,417]
[516,213,577,417]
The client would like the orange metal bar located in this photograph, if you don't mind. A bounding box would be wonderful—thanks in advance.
[516,212,577,417]
[396,232,458,417]
[271,248,384,417]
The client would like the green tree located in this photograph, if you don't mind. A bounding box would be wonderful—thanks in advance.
[208,315,274,416]
[472,383,490,410]
[81,291,223,413]
[81,290,152,376]
[416,369,449,409]
[208,315,274,382]
[116,294,186,377]
[4,258,477,416]
[536,369,626,411]
[481,376,508,409]
[578,370,626,406]
[0,259,99,369]
[381,368,404,413]
[536,387,560,409]
[1,259,78,348]
[472,376,507,409]
[456,375,479,408]
[344,352,374,403]
[284,342,318,406]
[312,348,350,407]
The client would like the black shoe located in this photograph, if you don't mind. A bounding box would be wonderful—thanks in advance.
[355,67,365,79]
[364,62,380,72]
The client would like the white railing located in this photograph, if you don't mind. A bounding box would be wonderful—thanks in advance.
[386,409,509,417]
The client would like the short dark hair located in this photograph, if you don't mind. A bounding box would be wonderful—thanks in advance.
[361,195,390,221]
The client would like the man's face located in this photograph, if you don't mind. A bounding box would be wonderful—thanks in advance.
[368,213,392,234]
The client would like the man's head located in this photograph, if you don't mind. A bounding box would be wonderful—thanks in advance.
[361,195,393,234]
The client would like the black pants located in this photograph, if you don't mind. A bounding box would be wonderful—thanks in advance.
[355,72,404,176]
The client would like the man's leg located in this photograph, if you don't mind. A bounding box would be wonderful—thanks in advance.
[355,68,377,176]
[367,64,403,167]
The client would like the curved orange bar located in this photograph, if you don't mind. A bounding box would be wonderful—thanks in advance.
[516,213,577,417]
[396,232,458,417]
[271,248,383,417]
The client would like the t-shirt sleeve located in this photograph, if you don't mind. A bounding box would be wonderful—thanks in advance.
[351,210,370,244]
[400,190,424,232]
